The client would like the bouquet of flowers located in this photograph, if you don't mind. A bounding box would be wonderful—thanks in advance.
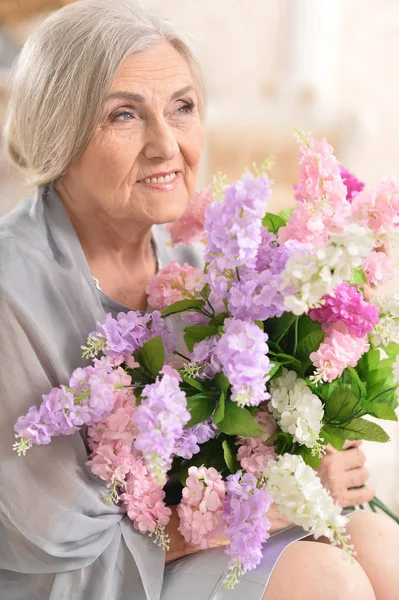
[13,130,399,588]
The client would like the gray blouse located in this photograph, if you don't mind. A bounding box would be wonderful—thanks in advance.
[0,185,204,600]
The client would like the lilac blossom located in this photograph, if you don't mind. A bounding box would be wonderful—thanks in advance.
[227,269,285,321]
[223,471,273,588]
[175,420,218,460]
[204,174,271,298]
[88,310,176,360]
[214,318,272,407]
[133,367,190,484]
[191,336,222,379]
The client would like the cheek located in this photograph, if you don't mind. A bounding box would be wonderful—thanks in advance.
[182,123,204,173]
[79,128,142,186]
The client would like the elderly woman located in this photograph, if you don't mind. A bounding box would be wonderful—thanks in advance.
[1,2,398,599]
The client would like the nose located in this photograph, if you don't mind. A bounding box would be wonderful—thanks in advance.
[143,116,180,162]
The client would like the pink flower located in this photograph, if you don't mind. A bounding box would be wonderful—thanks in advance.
[167,185,213,246]
[146,261,205,310]
[182,476,205,506]
[279,135,351,246]
[121,467,172,535]
[309,282,379,338]
[178,466,226,548]
[192,511,216,534]
[363,251,393,287]
[351,178,399,236]
[236,407,276,477]
[310,322,369,383]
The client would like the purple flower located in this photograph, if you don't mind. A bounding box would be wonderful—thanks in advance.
[89,310,176,360]
[39,386,87,436]
[228,269,285,321]
[309,282,379,337]
[14,405,53,445]
[175,420,218,460]
[204,174,271,285]
[191,336,222,379]
[69,361,117,422]
[256,230,309,274]
[133,367,190,483]
[340,165,365,202]
[91,311,152,358]
[150,310,176,354]
[223,471,273,586]
[214,318,272,407]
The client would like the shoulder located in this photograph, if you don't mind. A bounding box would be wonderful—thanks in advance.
[0,190,47,256]
[152,224,205,271]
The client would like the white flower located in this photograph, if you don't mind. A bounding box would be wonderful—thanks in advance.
[263,454,351,551]
[371,295,399,347]
[281,225,373,315]
[331,224,374,267]
[268,369,324,452]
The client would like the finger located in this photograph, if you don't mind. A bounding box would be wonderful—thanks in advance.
[344,486,375,506]
[343,466,369,489]
[342,440,362,450]
[340,446,366,470]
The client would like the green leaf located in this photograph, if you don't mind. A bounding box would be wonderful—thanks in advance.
[362,402,398,421]
[186,394,216,427]
[214,391,226,424]
[210,312,229,327]
[278,208,294,223]
[264,312,296,342]
[161,298,206,317]
[183,324,218,352]
[180,373,207,392]
[222,439,239,473]
[217,400,264,437]
[296,330,325,361]
[268,351,302,371]
[356,348,382,377]
[274,431,295,454]
[326,418,390,443]
[320,426,345,451]
[350,267,367,285]
[262,212,286,234]
[324,384,360,423]
[137,336,164,378]
[384,342,399,361]
[268,361,282,379]
[295,446,321,468]
[214,372,230,393]
[346,366,367,399]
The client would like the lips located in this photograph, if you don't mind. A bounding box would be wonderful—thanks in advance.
[138,170,179,184]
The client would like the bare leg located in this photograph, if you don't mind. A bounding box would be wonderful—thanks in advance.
[344,510,399,600]
[263,540,375,600]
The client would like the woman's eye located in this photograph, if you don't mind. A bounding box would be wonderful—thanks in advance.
[112,111,135,122]
[177,101,195,115]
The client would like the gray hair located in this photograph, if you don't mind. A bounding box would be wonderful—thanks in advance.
[3,0,205,186]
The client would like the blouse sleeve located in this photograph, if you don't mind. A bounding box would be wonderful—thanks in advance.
[0,286,126,573]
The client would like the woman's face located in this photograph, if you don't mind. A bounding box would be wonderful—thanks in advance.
[63,41,203,226]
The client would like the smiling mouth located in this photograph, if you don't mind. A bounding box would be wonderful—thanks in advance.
[138,171,179,184]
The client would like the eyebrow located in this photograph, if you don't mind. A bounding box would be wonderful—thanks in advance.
[105,85,195,104]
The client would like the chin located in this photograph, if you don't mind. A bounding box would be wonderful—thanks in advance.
[150,197,190,225]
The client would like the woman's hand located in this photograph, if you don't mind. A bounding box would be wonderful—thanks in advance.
[317,441,375,507]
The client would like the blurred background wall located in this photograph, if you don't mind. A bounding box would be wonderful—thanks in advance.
[0,0,398,509]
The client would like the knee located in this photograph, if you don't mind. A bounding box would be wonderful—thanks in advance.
[265,541,375,600]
